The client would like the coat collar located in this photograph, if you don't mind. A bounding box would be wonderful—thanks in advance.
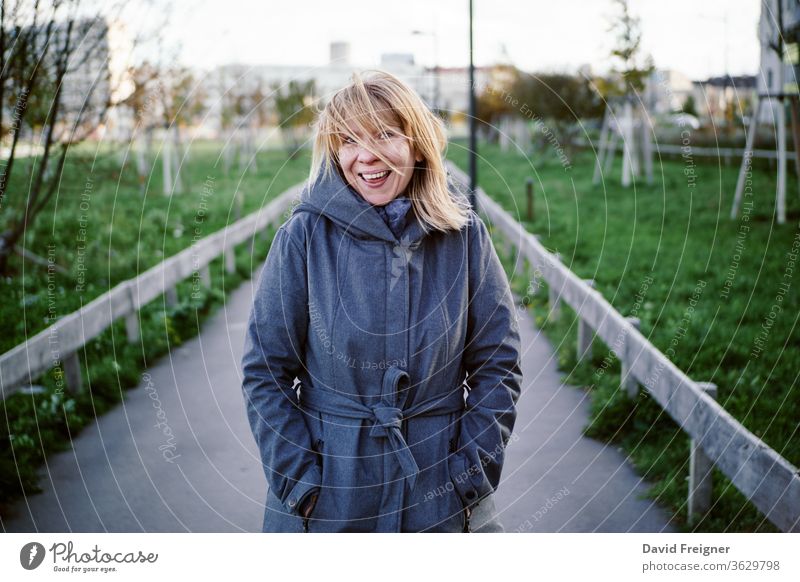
[293,166,427,243]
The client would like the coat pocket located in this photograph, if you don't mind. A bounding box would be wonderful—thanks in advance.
[448,437,470,533]
[302,438,324,533]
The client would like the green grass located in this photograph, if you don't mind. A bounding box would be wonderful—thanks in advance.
[448,141,799,533]
[0,141,309,510]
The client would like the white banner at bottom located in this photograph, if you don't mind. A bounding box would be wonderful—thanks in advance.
[1,533,798,581]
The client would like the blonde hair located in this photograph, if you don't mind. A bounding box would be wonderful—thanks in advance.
[309,70,471,233]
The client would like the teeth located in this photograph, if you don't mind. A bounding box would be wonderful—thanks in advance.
[363,170,389,180]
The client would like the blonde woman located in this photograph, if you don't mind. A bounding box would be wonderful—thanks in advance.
[242,70,522,532]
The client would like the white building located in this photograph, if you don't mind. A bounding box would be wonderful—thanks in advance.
[757,0,800,122]
[644,69,695,116]
[31,18,135,139]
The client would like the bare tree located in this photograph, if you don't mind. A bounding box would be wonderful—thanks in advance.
[157,66,204,194]
[0,0,129,275]
[121,61,161,193]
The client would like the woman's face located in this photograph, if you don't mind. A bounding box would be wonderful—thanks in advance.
[338,122,423,206]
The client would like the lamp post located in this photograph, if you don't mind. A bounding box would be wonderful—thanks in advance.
[468,0,477,207]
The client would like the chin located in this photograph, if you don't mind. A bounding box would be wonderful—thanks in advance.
[361,191,396,205]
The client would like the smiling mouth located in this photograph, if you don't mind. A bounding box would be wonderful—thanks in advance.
[359,169,391,186]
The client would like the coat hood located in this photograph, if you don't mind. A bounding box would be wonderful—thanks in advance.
[292,165,469,244]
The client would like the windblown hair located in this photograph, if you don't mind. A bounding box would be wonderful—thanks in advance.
[309,70,471,233]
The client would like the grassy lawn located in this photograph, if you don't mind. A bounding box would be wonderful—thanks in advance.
[0,141,309,508]
[448,141,799,533]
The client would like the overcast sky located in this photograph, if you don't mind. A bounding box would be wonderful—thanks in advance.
[127,0,762,81]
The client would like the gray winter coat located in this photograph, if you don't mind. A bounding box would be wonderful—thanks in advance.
[241,167,522,532]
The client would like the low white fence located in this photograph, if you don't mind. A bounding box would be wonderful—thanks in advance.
[0,184,303,400]
[448,162,800,533]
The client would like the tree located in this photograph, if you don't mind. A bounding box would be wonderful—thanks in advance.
[475,64,520,143]
[0,1,128,275]
[157,66,205,194]
[272,79,315,157]
[121,62,162,192]
[682,94,698,117]
[605,0,654,97]
[511,72,605,153]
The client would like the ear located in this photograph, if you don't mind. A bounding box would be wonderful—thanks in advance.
[414,151,424,163]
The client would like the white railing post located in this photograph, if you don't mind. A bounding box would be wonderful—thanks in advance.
[165,286,179,308]
[688,382,718,524]
[576,279,595,364]
[225,245,236,274]
[124,282,140,343]
[200,265,212,288]
[63,351,83,395]
[547,253,562,321]
[622,316,641,398]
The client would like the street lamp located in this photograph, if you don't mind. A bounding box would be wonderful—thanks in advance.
[468,0,477,207]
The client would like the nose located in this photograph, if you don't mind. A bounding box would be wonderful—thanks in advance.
[355,143,380,164]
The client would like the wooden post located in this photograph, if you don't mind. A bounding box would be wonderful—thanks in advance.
[777,97,787,224]
[125,313,140,343]
[641,104,653,185]
[547,253,561,321]
[688,382,718,524]
[200,265,212,288]
[125,282,140,343]
[162,127,173,196]
[526,177,534,222]
[787,95,800,194]
[576,279,595,364]
[604,130,618,174]
[235,191,244,221]
[622,100,634,187]
[63,351,82,395]
[593,106,611,185]
[165,286,179,308]
[171,125,183,194]
[225,246,236,274]
[622,316,641,398]
[508,235,518,272]
[731,97,763,219]
[630,104,640,178]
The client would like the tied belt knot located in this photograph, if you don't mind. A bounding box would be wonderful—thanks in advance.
[300,366,464,494]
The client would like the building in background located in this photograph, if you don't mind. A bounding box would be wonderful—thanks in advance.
[645,69,694,116]
[757,0,800,122]
[202,42,490,140]
[691,75,757,125]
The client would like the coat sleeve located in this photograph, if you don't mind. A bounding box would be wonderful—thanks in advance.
[241,223,321,516]
[449,212,523,509]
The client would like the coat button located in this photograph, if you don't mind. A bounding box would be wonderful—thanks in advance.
[288,499,297,508]
[466,490,477,500]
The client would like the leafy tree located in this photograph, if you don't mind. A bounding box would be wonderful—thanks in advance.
[511,72,605,153]
[682,94,698,117]
[605,0,654,97]
[475,64,520,143]
[272,79,315,156]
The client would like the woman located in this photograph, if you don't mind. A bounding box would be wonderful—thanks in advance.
[241,70,522,532]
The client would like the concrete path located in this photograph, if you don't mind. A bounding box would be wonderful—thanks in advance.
[2,268,675,533]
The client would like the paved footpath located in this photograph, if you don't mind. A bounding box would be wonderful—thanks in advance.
[2,268,675,533]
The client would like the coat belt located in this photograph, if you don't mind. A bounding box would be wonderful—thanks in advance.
[299,366,465,494]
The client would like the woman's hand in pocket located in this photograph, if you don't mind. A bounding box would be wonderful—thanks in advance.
[301,492,318,518]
